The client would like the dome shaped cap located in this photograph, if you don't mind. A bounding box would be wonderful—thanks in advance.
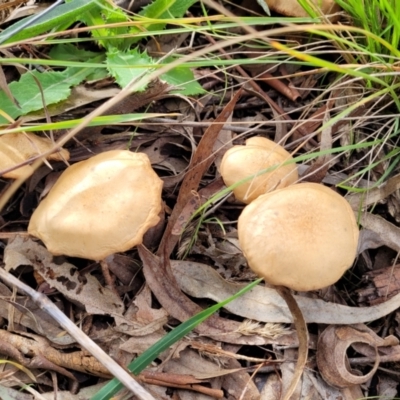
[238,183,359,291]
[220,137,298,204]
[28,150,163,260]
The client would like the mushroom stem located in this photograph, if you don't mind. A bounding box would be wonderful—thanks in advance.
[100,259,119,297]
[275,285,308,400]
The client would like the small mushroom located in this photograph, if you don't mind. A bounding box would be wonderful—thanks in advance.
[0,132,69,179]
[28,150,163,260]
[238,183,359,291]
[259,0,340,18]
[220,136,298,204]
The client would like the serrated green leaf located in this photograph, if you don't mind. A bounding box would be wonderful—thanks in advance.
[49,44,108,81]
[161,66,204,95]
[0,67,93,124]
[106,49,153,91]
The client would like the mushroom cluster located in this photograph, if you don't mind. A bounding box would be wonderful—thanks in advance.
[221,136,359,291]
[28,150,163,260]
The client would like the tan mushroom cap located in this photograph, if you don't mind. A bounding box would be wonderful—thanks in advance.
[238,183,359,291]
[28,150,163,260]
[260,0,340,18]
[0,132,69,179]
[220,137,298,204]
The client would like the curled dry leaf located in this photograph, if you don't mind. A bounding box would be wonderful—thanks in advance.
[0,132,69,179]
[359,212,400,253]
[317,324,399,388]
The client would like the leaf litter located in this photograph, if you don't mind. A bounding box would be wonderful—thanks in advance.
[1,0,400,399]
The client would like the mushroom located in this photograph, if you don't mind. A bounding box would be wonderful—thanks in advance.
[219,136,298,204]
[28,150,163,260]
[238,183,359,291]
[259,0,340,18]
[0,132,69,179]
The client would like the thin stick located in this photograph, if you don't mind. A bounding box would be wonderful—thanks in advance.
[0,268,156,400]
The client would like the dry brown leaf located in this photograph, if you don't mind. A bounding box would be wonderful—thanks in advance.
[139,369,224,398]
[116,285,168,337]
[139,245,274,345]
[171,259,400,324]
[347,173,400,210]
[261,372,281,400]
[317,324,398,388]
[158,89,243,255]
[162,348,259,400]
[119,331,166,354]
[359,212,400,252]
[4,236,125,319]
[220,358,260,400]
[0,279,75,345]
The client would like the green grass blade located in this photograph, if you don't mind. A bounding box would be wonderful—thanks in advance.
[0,0,100,45]
[91,277,263,400]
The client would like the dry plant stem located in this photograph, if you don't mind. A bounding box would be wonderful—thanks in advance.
[205,35,311,139]
[100,259,119,297]
[275,285,308,400]
[0,231,29,238]
[0,267,156,400]
[202,2,317,146]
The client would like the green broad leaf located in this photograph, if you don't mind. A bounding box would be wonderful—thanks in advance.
[80,2,138,51]
[49,43,102,62]
[91,277,263,400]
[106,49,153,91]
[107,49,204,94]
[0,94,21,122]
[0,67,93,124]
[49,44,108,81]
[140,0,198,20]
[139,0,199,32]
[161,65,204,95]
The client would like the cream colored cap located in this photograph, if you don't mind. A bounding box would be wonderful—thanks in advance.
[0,132,69,179]
[28,150,163,260]
[220,137,298,204]
[238,183,359,291]
[260,0,340,18]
